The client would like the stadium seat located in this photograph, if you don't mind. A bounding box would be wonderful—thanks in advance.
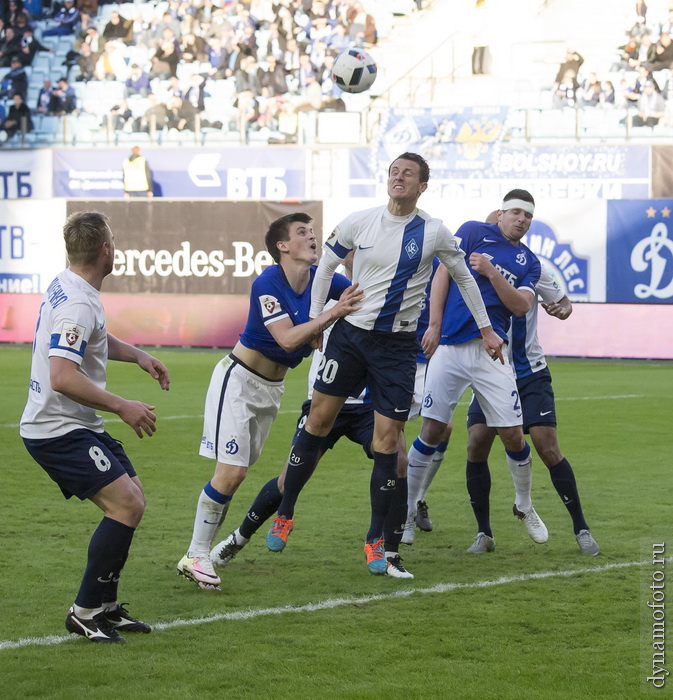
[26,85,40,108]
[79,81,125,113]
[115,131,151,144]
[28,70,48,89]
[176,63,202,81]
[39,34,59,51]
[126,46,151,67]
[31,53,53,75]
[30,115,67,145]
[202,130,243,145]
[71,112,103,144]
[160,129,198,145]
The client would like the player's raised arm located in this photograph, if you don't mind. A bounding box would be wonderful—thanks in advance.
[309,246,345,319]
[267,282,363,353]
[469,252,535,317]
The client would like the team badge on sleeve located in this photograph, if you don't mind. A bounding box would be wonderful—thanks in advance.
[58,321,86,352]
[259,294,282,319]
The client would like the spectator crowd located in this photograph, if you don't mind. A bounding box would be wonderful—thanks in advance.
[548,1,673,129]
[0,0,407,143]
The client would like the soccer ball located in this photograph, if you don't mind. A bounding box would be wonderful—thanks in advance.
[331,49,377,94]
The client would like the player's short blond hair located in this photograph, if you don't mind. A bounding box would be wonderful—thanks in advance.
[63,211,111,267]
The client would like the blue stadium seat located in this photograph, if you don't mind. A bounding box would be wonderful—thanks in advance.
[115,131,151,145]
[31,53,53,75]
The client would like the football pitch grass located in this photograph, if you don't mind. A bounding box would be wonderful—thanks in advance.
[1,344,671,698]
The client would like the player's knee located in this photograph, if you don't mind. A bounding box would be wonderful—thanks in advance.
[420,418,446,444]
[117,491,145,526]
[212,464,247,494]
[373,434,399,453]
[498,427,525,452]
[537,444,563,468]
[467,434,491,462]
[467,440,490,463]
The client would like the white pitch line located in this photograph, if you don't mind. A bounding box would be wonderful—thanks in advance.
[0,558,661,651]
[0,394,661,430]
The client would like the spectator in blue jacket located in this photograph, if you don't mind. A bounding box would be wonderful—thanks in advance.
[0,55,28,98]
[125,64,152,97]
[43,0,80,37]
[47,76,77,115]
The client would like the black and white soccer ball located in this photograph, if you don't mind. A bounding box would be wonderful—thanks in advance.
[331,49,377,94]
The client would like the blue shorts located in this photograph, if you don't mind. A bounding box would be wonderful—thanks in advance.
[294,399,374,458]
[313,319,418,421]
[467,367,557,432]
[23,429,137,501]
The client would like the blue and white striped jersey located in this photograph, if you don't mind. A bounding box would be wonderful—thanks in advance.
[20,268,107,439]
[441,221,541,345]
[510,264,564,379]
[318,206,466,333]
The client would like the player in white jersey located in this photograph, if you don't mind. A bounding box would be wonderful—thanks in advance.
[269,152,503,575]
[467,258,600,555]
[176,213,363,590]
[20,211,170,644]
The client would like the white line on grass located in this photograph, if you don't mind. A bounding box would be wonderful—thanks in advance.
[0,394,660,429]
[1,557,666,651]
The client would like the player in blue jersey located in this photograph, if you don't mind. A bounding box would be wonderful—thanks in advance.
[210,254,413,578]
[20,211,171,644]
[176,212,363,589]
[410,189,549,553]
[268,153,503,575]
[467,251,600,555]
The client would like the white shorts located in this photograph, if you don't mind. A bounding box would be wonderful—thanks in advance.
[421,339,522,428]
[408,362,428,421]
[199,355,285,467]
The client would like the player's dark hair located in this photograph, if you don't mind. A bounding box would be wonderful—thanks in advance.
[503,189,535,206]
[389,152,430,183]
[63,211,111,267]
[265,212,313,263]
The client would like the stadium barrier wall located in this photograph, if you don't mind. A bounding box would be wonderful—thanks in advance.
[0,142,660,203]
[0,195,669,358]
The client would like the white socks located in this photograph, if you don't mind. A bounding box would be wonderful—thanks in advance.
[187,487,231,557]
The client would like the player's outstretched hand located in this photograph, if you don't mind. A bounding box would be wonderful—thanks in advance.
[119,400,157,438]
[333,283,364,318]
[480,326,504,364]
[138,352,170,390]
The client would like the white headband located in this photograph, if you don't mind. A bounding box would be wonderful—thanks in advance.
[501,199,534,215]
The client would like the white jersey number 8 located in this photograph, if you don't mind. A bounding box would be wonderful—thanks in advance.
[89,445,112,472]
